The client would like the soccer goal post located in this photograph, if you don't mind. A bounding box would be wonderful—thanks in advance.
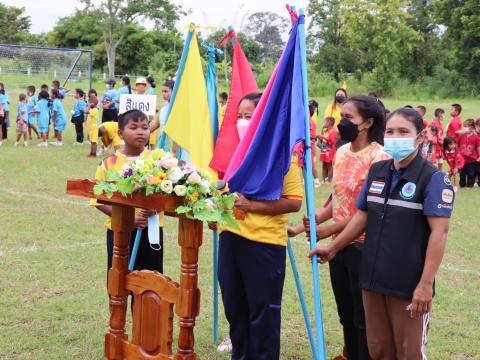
[0,44,93,95]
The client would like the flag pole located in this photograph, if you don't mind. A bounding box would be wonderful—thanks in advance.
[287,239,318,360]
[298,8,326,360]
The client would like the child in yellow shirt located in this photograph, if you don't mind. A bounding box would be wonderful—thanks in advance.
[86,96,99,157]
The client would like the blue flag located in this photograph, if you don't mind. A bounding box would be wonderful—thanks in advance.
[204,43,219,143]
[227,16,306,200]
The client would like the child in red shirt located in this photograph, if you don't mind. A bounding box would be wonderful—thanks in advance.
[457,119,480,188]
[430,108,445,170]
[443,136,464,192]
[415,105,429,128]
[317,116,337,183]
[446,103,462,140]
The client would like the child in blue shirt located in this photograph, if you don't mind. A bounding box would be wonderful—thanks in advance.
[35,90,50,147]
[52,80,70,100]
[15,94,29,147]
[102,79,119,122]
[26,85,40,140]
[50,88,67,146]
[0,82,9,141]
[72,88,87,144]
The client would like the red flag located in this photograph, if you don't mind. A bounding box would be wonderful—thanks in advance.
[209,37,258,173]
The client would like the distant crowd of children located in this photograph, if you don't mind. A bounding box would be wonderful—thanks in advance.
[303,93,480,192]
[0,75,178,158]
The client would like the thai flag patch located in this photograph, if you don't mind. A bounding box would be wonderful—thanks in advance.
[369,181,385,194]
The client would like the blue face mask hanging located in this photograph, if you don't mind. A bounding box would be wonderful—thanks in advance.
[383,137,417,162]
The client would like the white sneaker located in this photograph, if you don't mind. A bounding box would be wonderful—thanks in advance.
[24,142,28,147]
[83,140,91,145]
[314,178,321,188]
[56,141,63,146]
[0,141,3,146]
[217,338,232,353]
[453,186,458,193]
[14,142,19,147]
[97,147,105,156]
[37,142,48,147]
[73,141,83,146]
[49,141,58,145]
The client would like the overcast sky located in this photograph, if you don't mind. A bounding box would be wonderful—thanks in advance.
[2,0,309,35]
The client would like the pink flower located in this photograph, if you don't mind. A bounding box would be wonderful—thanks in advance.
[146,175,156,185]
[187,171,201,184]
[182,163,197,175]
[162,158,179,169]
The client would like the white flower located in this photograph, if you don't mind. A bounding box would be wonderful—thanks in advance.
[174,185,187,197]
[167,166,184,183]
[160,180,173,194]
[199,179,211,194]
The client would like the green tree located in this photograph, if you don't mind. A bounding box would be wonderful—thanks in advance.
[435,0,480,88]
[0,4,31,43]
[243,12,289,62]
[81,0,183,77]
[342,0,421,94]
[404,0,440,79]
[307,0,358,81]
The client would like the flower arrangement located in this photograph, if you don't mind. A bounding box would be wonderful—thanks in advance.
[93,149,238,227]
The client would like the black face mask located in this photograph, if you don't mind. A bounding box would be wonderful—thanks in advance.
[335,95,346,104]
[338,117,359,142]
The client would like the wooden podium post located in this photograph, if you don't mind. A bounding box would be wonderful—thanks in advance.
[67,179,208,360]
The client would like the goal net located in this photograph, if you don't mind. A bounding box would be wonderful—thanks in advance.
[0,44,92,95]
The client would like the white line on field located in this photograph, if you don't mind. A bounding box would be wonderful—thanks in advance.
[0,233,181,258]
[442,264,480,277]
[0,187,87,206]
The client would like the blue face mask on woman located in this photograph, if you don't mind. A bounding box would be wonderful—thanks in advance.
[383,136,419,162]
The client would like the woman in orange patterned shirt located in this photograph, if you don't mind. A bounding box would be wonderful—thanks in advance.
[289,95,389,360]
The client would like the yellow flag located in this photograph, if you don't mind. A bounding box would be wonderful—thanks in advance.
[165,31,216,179]
[342,80,347,90]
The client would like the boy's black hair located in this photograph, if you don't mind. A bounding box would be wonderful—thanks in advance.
[464,118,475,128]
[443,136,455,150]
[146,75,156,88]
[239,92,262,108]
[416,105,426,114]
[106,79,116,87]
[324,116,335,125]
[163,79,175,90]
[434,108,445,117]
[368,91,378,98]
[27,85,36,94]
[309,99,319,115]
[475,118,480,127]
[19,93,26,101]
[40,84,49,90]
[404,105,413,109]
[219,92,228,101]
[52,80,60,87]
[76,88,85,99]
[51,88,61,99]
[345,94,386,145]
[88,88,97,97]
[451,103,462,115]
[38,90,49,100]
[388,108,424,134]
[118,109,148,130]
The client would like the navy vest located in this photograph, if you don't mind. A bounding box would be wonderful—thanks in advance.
[359,155,438,300]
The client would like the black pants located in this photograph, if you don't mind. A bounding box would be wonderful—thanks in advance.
[72,115,84,143]
[460,162,476,188]
[1,116,7,139]
[218,231,286,360]
[329,244,371,360]
[102,108,118,123]
[106,227,163,273]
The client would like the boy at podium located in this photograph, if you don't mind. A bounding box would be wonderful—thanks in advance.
[90,109,164,275]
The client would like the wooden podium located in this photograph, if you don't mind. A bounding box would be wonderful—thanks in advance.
[67,179,210,360]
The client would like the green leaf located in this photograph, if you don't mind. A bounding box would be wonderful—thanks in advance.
[175,205,191,214]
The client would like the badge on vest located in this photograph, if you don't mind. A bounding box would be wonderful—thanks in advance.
[369,181,385,194]
[401,182,416,199]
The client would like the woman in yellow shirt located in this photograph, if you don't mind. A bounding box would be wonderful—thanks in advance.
[323,88,348,127]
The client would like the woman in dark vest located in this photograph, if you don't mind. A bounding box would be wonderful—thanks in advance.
[310,108,454,360]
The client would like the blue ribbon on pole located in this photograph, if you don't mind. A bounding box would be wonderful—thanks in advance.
[128,229,142,271]
[299,8,327,360]
[287,239,318,360]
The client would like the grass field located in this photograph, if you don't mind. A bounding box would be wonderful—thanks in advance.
[0,95,479,359]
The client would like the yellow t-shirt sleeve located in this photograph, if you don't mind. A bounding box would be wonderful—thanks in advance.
[323,104,332,120]
[281,159,304,200]
[90,163,106,207]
